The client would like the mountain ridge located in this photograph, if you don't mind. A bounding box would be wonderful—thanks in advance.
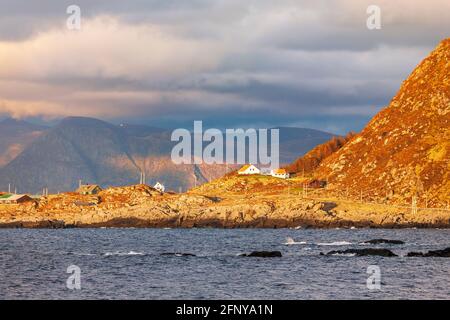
[0,116,336,193]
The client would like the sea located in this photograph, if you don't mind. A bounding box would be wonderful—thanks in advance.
[0,228,449,299]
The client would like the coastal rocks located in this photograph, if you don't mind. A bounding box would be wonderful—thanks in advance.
[407,247,450,257]
[0,219,69,229]
[177,194,215,206]
[362,239,405,245]
[1,181,450,229]
[321,248,398,257]
[240,251,282,258]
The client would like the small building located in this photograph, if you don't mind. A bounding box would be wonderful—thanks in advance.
[77,184,102,195]
[0,194,34,204]
[237,164,260,175]
[154,182,165,193]
[271,168,290,179]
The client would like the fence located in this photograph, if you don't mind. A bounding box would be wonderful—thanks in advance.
[299,183,450,215]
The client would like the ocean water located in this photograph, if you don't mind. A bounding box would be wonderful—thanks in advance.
[0,228,449,299]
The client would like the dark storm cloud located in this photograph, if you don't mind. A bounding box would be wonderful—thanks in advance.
[0,0,448,133]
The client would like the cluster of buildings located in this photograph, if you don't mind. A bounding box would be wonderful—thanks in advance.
[76,181,166,195]
[237,164,290,179]
[0,180,167,205]
[1,166,293,205]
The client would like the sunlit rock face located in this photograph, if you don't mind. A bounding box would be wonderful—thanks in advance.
[316,39,450,207]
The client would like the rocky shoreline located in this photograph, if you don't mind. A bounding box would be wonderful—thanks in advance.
[1,217,450,229]
[0,185,449,229]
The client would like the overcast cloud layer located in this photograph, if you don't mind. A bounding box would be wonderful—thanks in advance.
[0,0,449,133]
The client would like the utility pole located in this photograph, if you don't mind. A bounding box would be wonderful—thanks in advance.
[79,180,82,188]
[411,195,418,215]
[8,183,10,193]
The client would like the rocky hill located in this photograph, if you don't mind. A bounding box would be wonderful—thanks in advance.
[315,39,450,207]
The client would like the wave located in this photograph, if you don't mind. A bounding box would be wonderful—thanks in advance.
[104,251,145,256]
[284,237,307,245]
[317,241,352,246]
[329,253,356,257]
[70,252,96,256]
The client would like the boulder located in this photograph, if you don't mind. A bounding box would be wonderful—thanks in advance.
[241,251,282,258]
[407,247,450,257]
[322,248,397,257]
[362,239,404,245]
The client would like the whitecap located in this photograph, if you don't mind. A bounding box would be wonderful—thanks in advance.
[284,237,307,245]
[330,253,356,257]
[317,241,352,246]
[104,251,144,256]
[72,252,96,256]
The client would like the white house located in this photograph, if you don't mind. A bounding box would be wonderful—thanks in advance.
[271,168,290,179]
[154,182,165,193]
[237,164,260,175]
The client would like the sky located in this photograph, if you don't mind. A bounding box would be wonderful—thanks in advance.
[0,0,449,134]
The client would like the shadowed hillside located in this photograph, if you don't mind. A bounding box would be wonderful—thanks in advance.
[0,117,335,193]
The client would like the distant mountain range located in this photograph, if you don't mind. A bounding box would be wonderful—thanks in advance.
[0,117,336,193]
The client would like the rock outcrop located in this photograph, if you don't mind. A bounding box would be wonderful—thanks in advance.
[241,251,283,258]
[407,247,450,257]
[322,248,398,257]
[315,39,450,208]
[362,239,404,245]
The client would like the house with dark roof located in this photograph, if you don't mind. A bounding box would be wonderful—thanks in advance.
[0,194,34,204]
[76,184,102,195]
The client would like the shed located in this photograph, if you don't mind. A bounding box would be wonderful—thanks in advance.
[0,194,34,204]
[77,184,102,195]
